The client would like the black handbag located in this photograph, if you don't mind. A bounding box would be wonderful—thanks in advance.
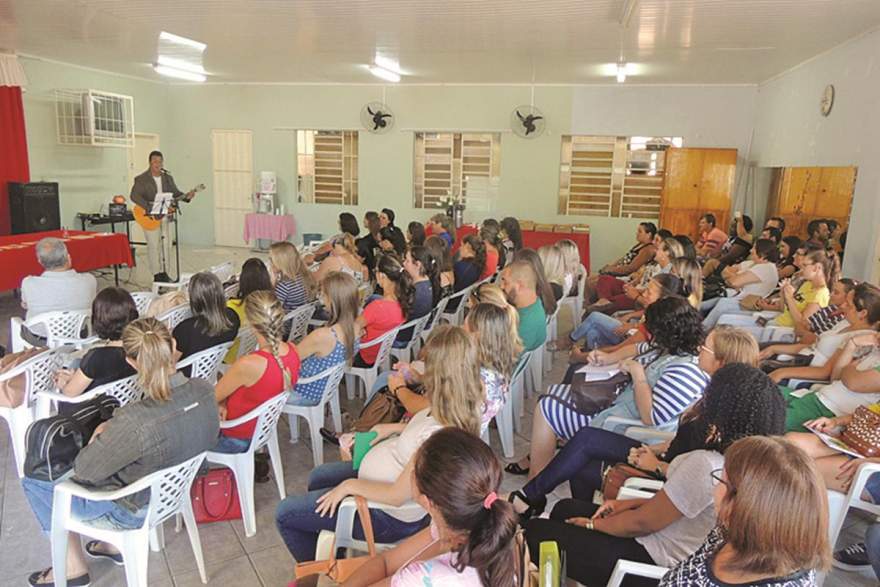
[541,371,631,417]
[24,395,119,481]
[702,274,728,301]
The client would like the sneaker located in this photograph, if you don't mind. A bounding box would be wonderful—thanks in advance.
[833,542,870,571]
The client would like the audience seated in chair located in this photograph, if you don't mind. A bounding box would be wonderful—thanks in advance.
[453,234,486,294]
[557,238,584,297]
[702,239,780,329]
[213,291,300,453]
[396,246,438,347]
[428,213,456,249]
[173,272,240,374]
[378,208,407,255]
[479,222,504,278]
[312,234,368,285]
[700,214,754,277]
[345,428,521,587]
[405,221,425,247]
[513,248,558,315]
[353,255,410,368]
[274,325,484,562]
[54,287,138,413]
[695,213,729,259]
[659,436,830,586]
[424,236,455,299]
[356,211,383,271]
[21,317,219,587]
[538,244,567,302]
[269,241,316,312]
[592,222,657,284]
[19,237,97,347]
[224,257,273,363]
[499,260,548,352]
[499,216,523,262]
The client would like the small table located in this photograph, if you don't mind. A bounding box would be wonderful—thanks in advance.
[243,213,296,248]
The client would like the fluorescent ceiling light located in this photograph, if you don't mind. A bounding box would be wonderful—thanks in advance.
[368,66,401,83]
[374,55,401,74]
[153,64,206,82]
[616,62,627,83]
[159,31,206,52]
[156,55,206,75]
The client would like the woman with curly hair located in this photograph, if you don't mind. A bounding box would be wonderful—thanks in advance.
[514,297,709,480]
[523,364,786,586]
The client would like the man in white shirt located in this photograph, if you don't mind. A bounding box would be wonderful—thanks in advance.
[20,237,97,344]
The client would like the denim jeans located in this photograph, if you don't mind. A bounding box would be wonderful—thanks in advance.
[867,523,880,579]
[523,426,640,502]
[212,434,251,454]
[22,477,146,533]
[702,296,751,329]
[569,312,624,350]
[275,461,429,562]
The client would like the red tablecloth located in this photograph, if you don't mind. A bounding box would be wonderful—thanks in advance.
[243,213,296,243]
[0,230,133,291]
[451,225,591,272]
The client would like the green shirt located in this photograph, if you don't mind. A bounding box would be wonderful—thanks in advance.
[518,299,547,352]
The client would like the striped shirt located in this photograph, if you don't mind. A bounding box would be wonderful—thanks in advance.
[650,362,710,426]
[275,276,308,311]
[807,304,845,335]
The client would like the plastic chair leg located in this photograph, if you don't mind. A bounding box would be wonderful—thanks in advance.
[267,432,286,499]
[288,413,300,443]
[121,531,150,587]
[232,457,257,537]
[344,373,355,400]
[11,407,31,478]
[149,523,165,552]
[330,394,342,432]
[512,379,524,434]
[497,399,514,458]
[181,500,208,584]
[50,497,71,587]
[307,413,325,466]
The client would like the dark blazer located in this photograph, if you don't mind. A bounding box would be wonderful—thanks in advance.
[130,169,183,211]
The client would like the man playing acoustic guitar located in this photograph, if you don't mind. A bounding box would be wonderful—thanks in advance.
[130,150,195,282]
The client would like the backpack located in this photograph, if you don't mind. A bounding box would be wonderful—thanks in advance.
[24,394,120,481]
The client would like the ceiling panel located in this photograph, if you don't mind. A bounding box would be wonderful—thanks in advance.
[4,0,880,84]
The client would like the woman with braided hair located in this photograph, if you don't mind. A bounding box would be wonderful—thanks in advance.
[213,290,300,453]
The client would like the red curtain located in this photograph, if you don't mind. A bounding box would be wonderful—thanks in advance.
[0,86,30,235]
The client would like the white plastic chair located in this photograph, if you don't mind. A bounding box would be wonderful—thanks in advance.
[390,313,432,364]
[176,341,234,384]
[440,284,476,326]
[283,363,346,466]
[35,373,143,420]
[151,274,191,295]
[480,382,515,458]
[156,303,192,331]
[321,498,426,558]
[209,261,236,284]
[223,282,239,300]
[130,291,158,317]
[543,303,563,374]
[825,461,880,579]
[560,264,587,319]
[235,325,260,360]
[510,349,537,434]
[606,559,669,586]
[0,349,62,477]
[419,296,450,348]
[285,303,317,344]
[206,392,288,537]
[50,452,209,587]
[600,415,679,445]
[11,310,92,352]
[345,326,400,402]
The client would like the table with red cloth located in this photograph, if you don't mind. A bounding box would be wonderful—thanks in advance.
[0,230,133,291]
[451,225,590,273]
[243,213,297,244]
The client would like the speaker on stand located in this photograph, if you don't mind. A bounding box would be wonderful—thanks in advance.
[8,182,61,234]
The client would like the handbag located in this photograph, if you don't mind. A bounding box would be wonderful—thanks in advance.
[841,405,880,457]
[760,354,813,374]
[541,371,631,417]
[294,496,376,584]
[739,294,763,311]
[702,274,728,301]
[350,387,407,432]
[601,463,663,501]
[191,468,243,523]
[24,394,119,481]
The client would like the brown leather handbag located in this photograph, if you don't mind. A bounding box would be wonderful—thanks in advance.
[351,387,408,432]
[841,406,880,457]
[293,496,376,584]
[601,463,663,501]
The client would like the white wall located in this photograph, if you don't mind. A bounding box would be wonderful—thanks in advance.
[751,29,880,280]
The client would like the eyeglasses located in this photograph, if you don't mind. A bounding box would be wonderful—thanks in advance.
[700,345,715,355]
[710,468,736,494]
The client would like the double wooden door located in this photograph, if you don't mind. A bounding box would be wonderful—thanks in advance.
[658,148,737,243]
[767,167,856,239]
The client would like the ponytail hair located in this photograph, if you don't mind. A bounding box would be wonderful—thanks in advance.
[376,254,413,317]
[670,257,703,307]
[243,291,292,390]
[122,317,176,401]
[653,273,688,300]
[806,247,840,287]
[462,234,487,276]
[409,245,441,306]
[413,428,519,587]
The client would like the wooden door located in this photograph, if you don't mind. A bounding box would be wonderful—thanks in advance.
[212,129,253,248]
[768,166,856,239]
[659,148,736,242]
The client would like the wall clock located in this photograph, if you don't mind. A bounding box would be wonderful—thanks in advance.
[820,84,835,117]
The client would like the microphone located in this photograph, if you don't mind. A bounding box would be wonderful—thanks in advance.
[161,168,170,174]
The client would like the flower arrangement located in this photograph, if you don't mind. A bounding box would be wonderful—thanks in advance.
[439,191,465,214]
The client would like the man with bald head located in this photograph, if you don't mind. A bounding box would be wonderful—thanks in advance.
[500,260,547,351]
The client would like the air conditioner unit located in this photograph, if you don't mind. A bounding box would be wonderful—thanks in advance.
[55,89,134,147]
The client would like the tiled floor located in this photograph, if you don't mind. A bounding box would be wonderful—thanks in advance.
[0,245,875,586]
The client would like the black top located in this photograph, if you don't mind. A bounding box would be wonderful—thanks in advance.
[80,346,137,392]
[173,308,240,375]
[551,282,564,302]
[356,234,381,269]
[453,260,481,292]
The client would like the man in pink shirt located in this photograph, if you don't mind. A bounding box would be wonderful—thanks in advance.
[696,213,728,257]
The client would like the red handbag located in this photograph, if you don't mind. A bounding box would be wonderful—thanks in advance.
[191,468,242,523]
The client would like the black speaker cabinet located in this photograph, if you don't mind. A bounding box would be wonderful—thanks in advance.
[8,182,60,235]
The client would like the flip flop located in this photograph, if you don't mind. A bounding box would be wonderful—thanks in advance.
[28,567,91,586]
[85,540,124,565]
[504,461,530,476]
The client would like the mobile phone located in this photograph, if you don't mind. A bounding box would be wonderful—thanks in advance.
[756,316,769,327]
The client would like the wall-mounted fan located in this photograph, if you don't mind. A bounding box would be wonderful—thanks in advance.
[511,105,546,139]
[360,102,394,134]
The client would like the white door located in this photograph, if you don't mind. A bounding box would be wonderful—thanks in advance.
[126,132,160,246]
[212,129,253,247]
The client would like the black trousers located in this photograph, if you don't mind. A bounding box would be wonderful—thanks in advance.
[525,499,659,587]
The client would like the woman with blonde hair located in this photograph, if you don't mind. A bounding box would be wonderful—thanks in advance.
[671,257,703,308]
[467,282,511,311]
[538,244,567,301]
[292,272,361,406]
[276,325,484,562]
[312,233,367,284]
[213,291,300,453]
[22,318,220,586]
[557,239,583,297]
[269,240,315,311]
[661,436,830,586]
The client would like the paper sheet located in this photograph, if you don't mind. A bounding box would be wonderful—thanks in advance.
[810,428,863,459]
[574,364,621,381]
[151,192,173,215]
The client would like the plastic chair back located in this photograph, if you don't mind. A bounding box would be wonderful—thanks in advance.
[157,303,192,330]
[177,341,233,383]
[130,292,158,316]
[285,303,317,343]
[236,325,259,359]
[145,453,208,529]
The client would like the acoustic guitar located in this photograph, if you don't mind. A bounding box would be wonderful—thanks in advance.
[133,183,205,231]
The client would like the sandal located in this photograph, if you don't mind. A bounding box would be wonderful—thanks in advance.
[504,460,530,476]
[28,567,91,587]
[85,540,123,565]
[320,427,341,446]
[508,490,547,525]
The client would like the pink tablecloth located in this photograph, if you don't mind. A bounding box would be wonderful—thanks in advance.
[243,213,296,243]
